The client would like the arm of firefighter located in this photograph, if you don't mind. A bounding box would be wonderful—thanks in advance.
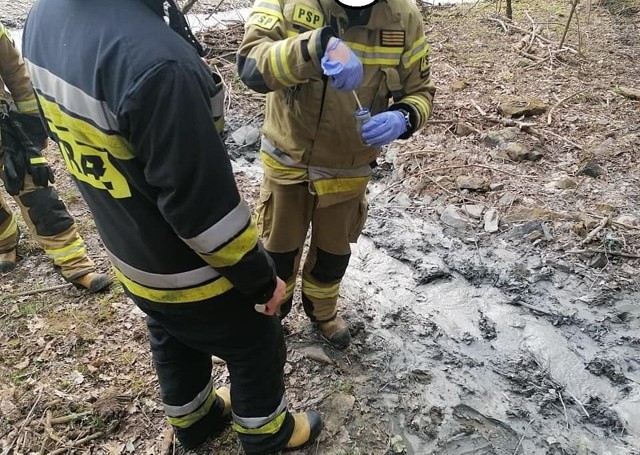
[120,61,277,305]
[237,0,334,93]
[386,9,436,140]
[0,23,39,115]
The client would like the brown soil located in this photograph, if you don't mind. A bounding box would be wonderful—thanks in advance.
[2,1,640,455]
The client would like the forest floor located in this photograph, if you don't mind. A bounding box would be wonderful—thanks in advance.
[1,0,640,454]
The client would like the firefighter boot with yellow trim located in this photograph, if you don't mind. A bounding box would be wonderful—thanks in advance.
[283,411,323,452]
[69,272,112,293]
[317,316,351,349]
[0,248,17,273]
[176,386,232,450]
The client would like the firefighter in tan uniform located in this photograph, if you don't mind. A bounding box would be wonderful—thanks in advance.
[238,0,435,348]
[0,22,110,292]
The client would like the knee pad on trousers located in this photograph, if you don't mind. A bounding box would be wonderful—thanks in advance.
[310,248,350,283]
[267,249,299,280]
[18,187,74,237]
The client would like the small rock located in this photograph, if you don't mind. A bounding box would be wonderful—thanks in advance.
[524,230,543,242]
[0,397,20,423]
[588,253,608,269]
[328,393,356,417]
[577,161,605,178]
[452,79,468,91]
[389,435,407,454]
[614,85,640,100]
[615,215,639,226]
[521,220,544,235]
[555,177,577,189]
[498,96,548,117]
[506,142,543,161]
[456,176,489,192]
[498,192,518,207]
[484,209,500,233]
[231,125,260,146]
[454,122,476,136]
[392,192,412,207]
[299,346,333,365]
[441,206,474,229]
[461,204,485,219]
[489,182,505,191]
[483,127,519,147]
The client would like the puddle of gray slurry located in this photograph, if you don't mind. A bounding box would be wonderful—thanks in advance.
[340,183,640,455]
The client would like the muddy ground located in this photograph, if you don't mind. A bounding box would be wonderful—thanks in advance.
[2,0,640,454]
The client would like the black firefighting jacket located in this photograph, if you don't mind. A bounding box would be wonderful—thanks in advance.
[23,0,276,305]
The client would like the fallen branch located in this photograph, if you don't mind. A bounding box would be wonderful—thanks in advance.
[580,216,608,245]
[3,389,43,455]
[1,283,73,300]
[45,431,104,455]
[513,419,535,455]
[49,411,93,426]
[566,391,590,418]
[559,0,580,49]
[547,91,584,124]
[565,249,640,259]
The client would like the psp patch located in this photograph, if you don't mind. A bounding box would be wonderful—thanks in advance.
[380,30,405,47]
[292,4,324,29]
[248,12,279,30]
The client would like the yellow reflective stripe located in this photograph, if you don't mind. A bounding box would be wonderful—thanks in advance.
[346,42,403,66]
[260,152,307,179]
[347,42,403,54]
[201,220,259,268]
[302,279,340,299]
[0,217,18,241]
[403,95,431,121]
[15,98,40,114]
[114,267,234,304]
[29,157,48,165]
[286,30,299,38]
[278,41,303,85]
[202,221,259,267]
[283,279,296,301]
[233,411,287,435]
[45,238,87,263]
[167,389,217,429]
[313,176,369,196]
[402,36,428,68]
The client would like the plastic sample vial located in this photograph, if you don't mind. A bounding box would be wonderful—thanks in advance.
[354,108,371,133]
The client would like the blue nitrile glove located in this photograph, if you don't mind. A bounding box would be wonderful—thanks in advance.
[361,111,407,147]
[321,38,363,91]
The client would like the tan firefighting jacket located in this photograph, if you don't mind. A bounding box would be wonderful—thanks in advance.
[0,23,39,115]
[238,0,435,206]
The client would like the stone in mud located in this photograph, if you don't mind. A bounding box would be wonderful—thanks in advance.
[415,259,451,284]
[452,79,468,91]
[489,182,505,191]
[498,96,548,117]
[484,209,500,233]
[299,346,333,365]
[505,142,543,161]
[554,177,577,189]
[498,192,518,207]
[440,205,474,229]
[456,176,489,192]
[615,215,639,227]
[461,204,485,219]
[231,125,260,146]
[455,122,476,136]
[389,435,407,454]
[588,253,608,269]
[483,127,519,148]
[578,161,605,178]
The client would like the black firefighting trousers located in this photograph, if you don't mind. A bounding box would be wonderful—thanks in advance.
[134,294,295,454]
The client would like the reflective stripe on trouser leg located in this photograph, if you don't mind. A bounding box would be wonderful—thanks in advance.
[146,316,218,432]
[301,192,365,321]
[15,178,94,279]
[0,193,18,252]
[132,289,295,454]
[302,246,350,322]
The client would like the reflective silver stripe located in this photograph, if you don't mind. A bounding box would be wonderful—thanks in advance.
[261,136,306,168]
[105,248,220,289]
[309,164,372,180]
[164,377,214,417]
[25,60,119,132]
[181,200,251,254]
[401,38,429,68]
[211,89,224,118]
[254,0,282,14]
[232,394,287,428]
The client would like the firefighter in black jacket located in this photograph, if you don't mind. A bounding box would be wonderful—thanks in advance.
[23,0,322,453]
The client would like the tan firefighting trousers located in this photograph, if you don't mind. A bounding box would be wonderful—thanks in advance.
[0,152,95,280]
[256,176,368,322]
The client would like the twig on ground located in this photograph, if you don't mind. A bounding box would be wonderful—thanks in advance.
[566,391,590,418]
[580,216,608,245]
[547,91,584,124]
[510,300,555,316]
[1,283,73,300]
[3,388,43,455]
[45,431,104,455]
[558,390,569,429]
[48,411,93,426]
[566,249,640,259]
[471,99,487,116]
[559,0,580,49]
[513,419,535,455]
